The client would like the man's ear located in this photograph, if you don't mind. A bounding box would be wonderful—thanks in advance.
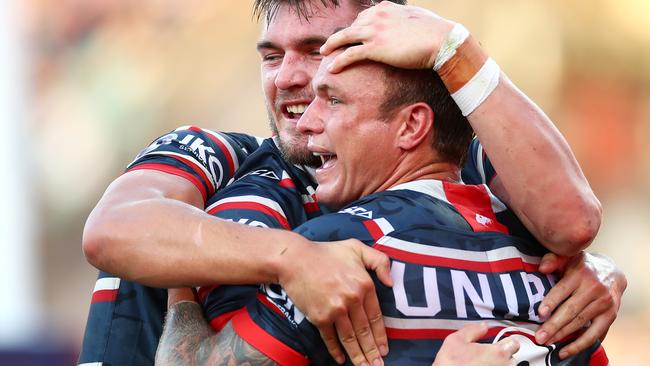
[395,102,434,151]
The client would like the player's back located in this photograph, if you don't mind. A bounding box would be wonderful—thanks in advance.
[249,179,607,365]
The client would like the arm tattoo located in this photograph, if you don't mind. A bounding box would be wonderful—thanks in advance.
[156,301,279,366]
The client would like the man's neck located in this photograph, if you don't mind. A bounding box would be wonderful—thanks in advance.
[375,151,461,194]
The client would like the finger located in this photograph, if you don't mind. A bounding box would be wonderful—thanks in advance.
[335,316,369,366]
[537,270,579,321]
[349,302,384,365]
[538,253,564,274]
[327,45,371,73]
[361,245,393,287]
[496,337,520,357]
[548,299,611,344]
[455,322,489,343]
[318,323,346,364]
[321,26,368,56]
[537,287,586,344]
[364,289,389,356]
[557,320,603,360]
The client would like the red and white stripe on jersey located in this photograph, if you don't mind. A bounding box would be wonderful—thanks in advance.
[183,126,241,178]
[131,150,216,198]
[301,184,320,214]
[231,309,309,366]
[91,277,120,304]
[373,235,541,273]
[363,217,396,241]
[384,316,539,339]
[206,195,291,230]
[389,179,508,234]
[278,170,296,188]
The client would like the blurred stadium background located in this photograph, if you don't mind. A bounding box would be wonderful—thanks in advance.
[1,0,648,364]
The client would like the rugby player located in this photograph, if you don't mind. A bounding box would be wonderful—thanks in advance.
[79,1,624,365]
[156,45,610,365]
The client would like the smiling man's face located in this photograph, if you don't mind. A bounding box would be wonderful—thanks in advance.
[257,0,360,166]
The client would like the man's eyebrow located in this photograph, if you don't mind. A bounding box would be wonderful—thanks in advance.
[256,36,328,51]
[316,82,341,95]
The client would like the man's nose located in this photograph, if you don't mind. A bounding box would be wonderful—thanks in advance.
[274,53,310,90]
[297,101,324,134]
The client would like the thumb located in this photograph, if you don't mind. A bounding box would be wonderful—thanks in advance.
[455,322,489,343]
[538,252,569,274]
[496,337,520,357]
[359,243,393,287]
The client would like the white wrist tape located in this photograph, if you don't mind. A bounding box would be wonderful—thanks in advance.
[451,58,501,116]
[433,23,470,71]
[434,23,501,116]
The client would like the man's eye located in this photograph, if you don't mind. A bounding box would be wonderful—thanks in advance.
[263,54,282,62]
[328,97,341,106]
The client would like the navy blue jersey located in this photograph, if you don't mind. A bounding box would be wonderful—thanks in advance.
[462,138,496,186]
[198,138,325,331]
[127,126,262,202]
[78,127,261,365]
[234,180,607,366]
[77,130,508,366]
[78,273,167,366]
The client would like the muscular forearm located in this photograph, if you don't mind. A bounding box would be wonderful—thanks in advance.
[156,301,276,366]
[83,170,310,287]
[470,74,602,255]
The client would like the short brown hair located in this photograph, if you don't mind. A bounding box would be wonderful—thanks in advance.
[253,0,408,23]
[380,66,474,166]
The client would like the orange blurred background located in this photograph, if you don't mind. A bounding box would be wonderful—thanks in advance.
[2,0,648,364]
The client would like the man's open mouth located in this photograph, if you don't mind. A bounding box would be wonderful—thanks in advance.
[313,151,337,169]
[283,103,309,119]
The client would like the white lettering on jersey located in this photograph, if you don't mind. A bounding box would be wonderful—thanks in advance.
[207,155,224,189]
[188,137,216,164]
[521,272,545,322]
[340,206,373,219]
[392,261,441,317]
[180,135,224,188]
[499,273,520,318]
[451,270,495,318]
[132,133,178,163]
[262,285,306,324]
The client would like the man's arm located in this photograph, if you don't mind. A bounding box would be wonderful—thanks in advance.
[156,289,277,366]
[83,169,392,365]
[320,1,601,255]
[83,170,300,287]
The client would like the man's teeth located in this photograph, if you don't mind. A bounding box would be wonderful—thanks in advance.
[287,104,308,114]
[313,152,335,166]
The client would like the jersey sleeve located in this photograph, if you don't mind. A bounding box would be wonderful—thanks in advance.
[229,205,386,365]
[126,126,262,203]
[461,138,497,185]
[200,168,309,333]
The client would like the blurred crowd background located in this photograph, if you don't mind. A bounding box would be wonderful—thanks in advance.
[1,0,648,364]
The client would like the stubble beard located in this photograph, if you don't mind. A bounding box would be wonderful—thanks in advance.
[267,112,321,168]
